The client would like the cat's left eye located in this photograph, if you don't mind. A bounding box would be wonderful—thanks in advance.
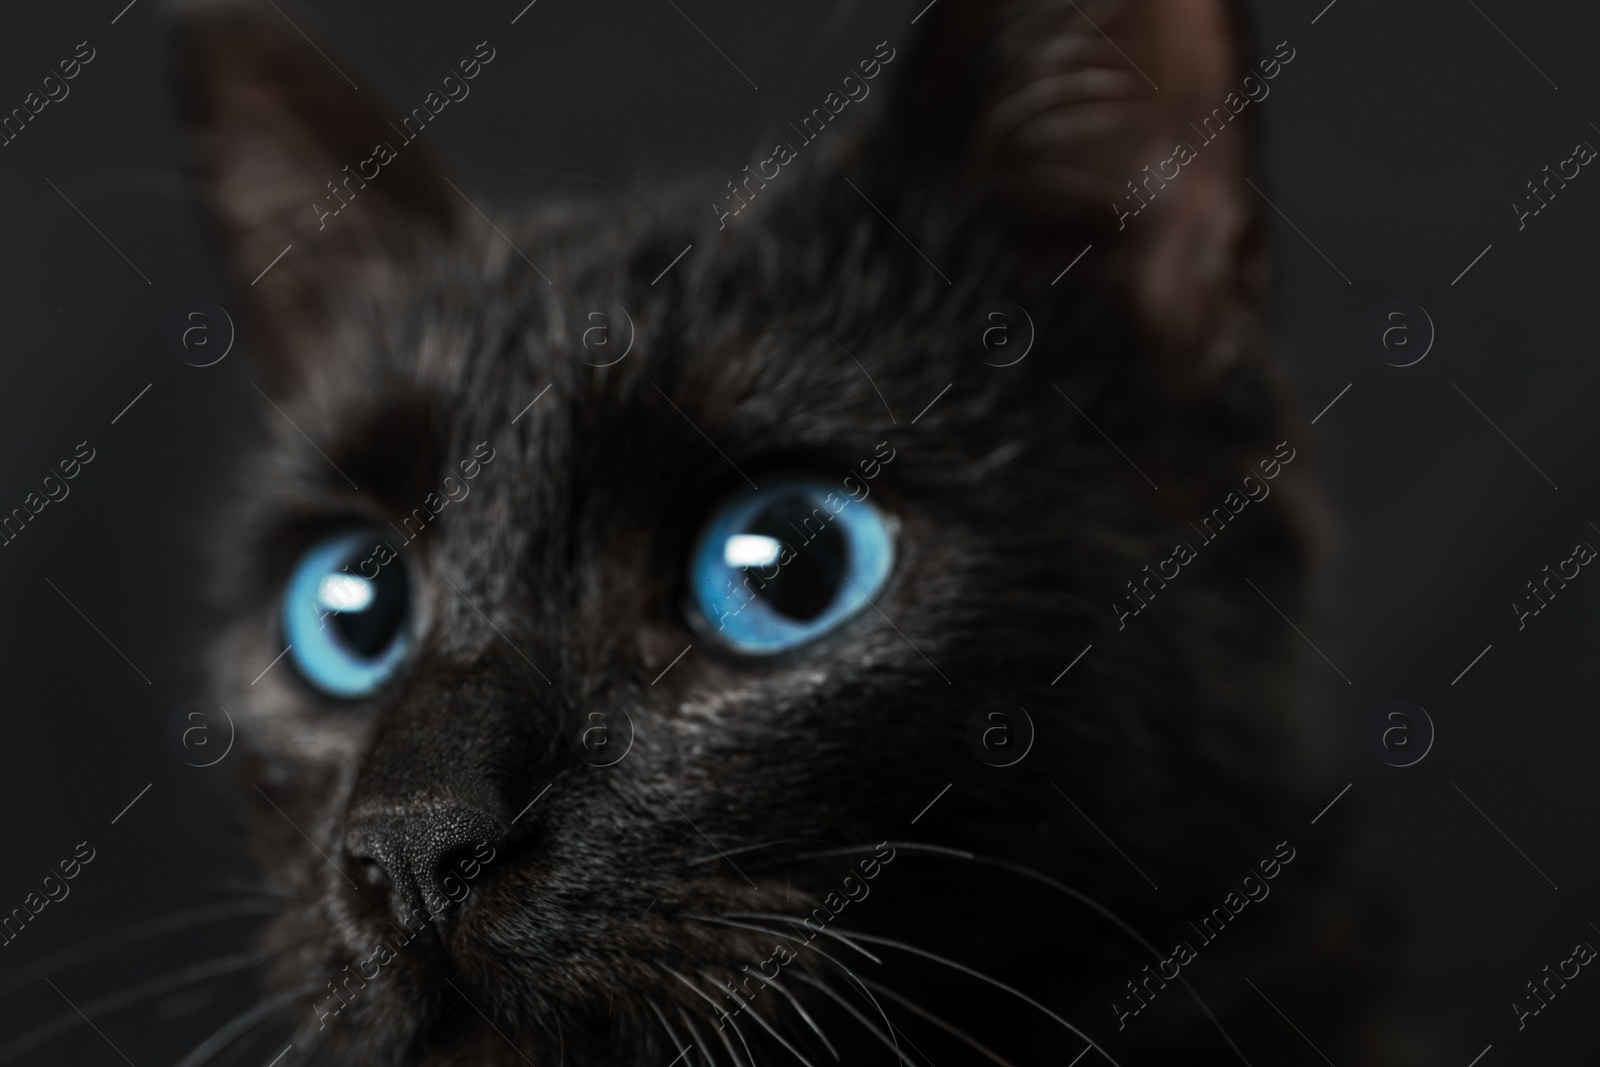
[687,480,896,654]
[281,532,412,698]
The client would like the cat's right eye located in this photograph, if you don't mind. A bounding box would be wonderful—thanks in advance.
[687,480,896,654]
[281,532,412,698]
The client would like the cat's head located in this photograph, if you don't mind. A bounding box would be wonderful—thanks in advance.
[175,0,1325,1062]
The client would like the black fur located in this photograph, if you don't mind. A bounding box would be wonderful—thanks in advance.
[176,1,1447,1063]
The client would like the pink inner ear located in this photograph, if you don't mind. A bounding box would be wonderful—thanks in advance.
[913,0,1270,374]
[1105,0,1262,362]
[980,0,1252,202]
[173,5,458,396]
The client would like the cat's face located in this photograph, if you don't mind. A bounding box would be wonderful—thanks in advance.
[178,1,1323,1064]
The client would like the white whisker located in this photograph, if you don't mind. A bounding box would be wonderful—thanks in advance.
[784,841,1252,1064]
[723,913,881,964]
[859,976,1017,1067]
[0,898,280,999]
[664,966,758,1067]
[174,987,306,1067]
[0,946,282,1064]
[788,973,916,1067]
[677,1005,723,1067]
[729,908,883,966]
[828,929,1121,1067]
[760,974,840,1061]
[649,998,690,1054]
[715,971,817,1067]
[708,918,909,1067]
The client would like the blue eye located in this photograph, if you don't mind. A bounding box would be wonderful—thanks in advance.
[282,532,413,698]
[689,480,896,654]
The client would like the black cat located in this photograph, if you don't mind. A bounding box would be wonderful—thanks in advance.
[173,0,1446,1063]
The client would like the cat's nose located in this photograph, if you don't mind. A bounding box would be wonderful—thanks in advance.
[344,805,501,928]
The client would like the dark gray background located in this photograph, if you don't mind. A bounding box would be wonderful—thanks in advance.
[0,0,1596,1062]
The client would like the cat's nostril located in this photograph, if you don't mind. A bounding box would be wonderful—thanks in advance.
[431,842,488,907]
[355,855,391,889]
[344,823,407,910]
[343,806,501,928]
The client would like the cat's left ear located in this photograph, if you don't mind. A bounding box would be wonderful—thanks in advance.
[887,0,1274,378]
[169,0,457,392]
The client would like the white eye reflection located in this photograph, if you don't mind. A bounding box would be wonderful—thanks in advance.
[723,533,783,569]
[317,572,375,613]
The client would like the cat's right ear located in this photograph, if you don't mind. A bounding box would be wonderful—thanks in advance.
[885,0,1271,384]
[168,0,456,393]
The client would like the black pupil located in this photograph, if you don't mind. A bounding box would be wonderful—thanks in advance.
[739,494,848,621]
[329,546,409,657]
